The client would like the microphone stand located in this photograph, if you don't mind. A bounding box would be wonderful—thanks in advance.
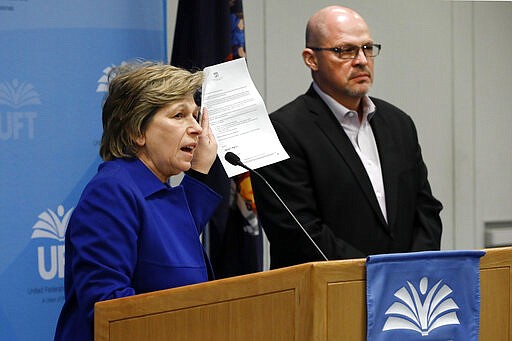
[224,152,329,262]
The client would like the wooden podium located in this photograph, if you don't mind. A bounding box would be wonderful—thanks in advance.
[95,247,512,340]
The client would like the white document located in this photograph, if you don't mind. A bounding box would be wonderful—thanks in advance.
[201,58,289,177]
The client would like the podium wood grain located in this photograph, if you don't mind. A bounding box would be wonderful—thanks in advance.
[95,247,512,340]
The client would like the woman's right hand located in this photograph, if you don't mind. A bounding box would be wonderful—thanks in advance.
[191,108,217,174]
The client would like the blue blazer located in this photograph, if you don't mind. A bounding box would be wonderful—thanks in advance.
[54,158,221,341]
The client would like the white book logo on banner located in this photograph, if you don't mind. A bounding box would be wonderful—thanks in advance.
[31,205,74,280]
[382,276,460,336]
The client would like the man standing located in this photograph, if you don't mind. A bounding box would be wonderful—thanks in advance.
[251,6,443,269]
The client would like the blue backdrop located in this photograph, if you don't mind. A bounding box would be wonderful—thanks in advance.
[0,1,166,339]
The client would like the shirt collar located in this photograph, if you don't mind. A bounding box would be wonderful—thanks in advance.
[312,82,376,121]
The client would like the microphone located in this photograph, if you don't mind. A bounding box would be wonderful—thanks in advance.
[224,152,328,261]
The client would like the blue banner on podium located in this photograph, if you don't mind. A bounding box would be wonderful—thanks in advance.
[0,2,166,340]
[366,250,485,341]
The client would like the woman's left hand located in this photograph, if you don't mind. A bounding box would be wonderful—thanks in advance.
[191,108,218,174]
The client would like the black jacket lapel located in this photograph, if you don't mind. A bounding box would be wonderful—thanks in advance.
[304,88,389,228]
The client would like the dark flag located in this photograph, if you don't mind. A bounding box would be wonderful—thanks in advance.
[171,0,263,278]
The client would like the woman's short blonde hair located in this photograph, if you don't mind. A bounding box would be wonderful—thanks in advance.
[99,61,204,161]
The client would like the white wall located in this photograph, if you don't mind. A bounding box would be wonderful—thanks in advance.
[473,2,512,247]
[167,0,512,251]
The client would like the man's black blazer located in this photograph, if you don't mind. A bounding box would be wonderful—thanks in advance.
[251,85,443,269]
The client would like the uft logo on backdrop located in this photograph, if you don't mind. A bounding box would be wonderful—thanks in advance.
[26,62,116,281]
[96,65,114,93]
[96,61,129,93]
[0,79,40,140]
[31,205,74,280]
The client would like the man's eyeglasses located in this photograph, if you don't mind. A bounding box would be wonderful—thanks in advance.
[307,44,381,59]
